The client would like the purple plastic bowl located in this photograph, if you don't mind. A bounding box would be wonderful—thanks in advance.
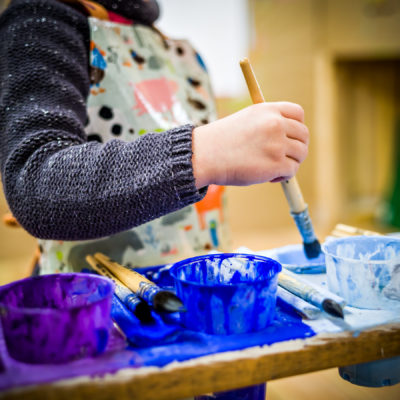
[0,273,114,364]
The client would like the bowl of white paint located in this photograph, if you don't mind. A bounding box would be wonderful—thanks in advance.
[322,236,400,309]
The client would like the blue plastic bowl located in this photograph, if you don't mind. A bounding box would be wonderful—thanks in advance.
[323,236,400,309]
[170,253,282,335]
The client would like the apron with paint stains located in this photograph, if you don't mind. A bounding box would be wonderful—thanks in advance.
[38,3,230,274]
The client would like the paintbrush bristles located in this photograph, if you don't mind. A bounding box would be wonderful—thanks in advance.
[303,240,322,259]
[322,299,344,319]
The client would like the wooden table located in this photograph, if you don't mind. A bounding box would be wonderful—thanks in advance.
[1,229,399,399]
[2,321,400,400]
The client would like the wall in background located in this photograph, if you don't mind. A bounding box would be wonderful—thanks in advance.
[223,0,400,235]
[157,0,251,98]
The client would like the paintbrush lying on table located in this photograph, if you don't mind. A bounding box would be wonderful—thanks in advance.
[93,253,185,313]
[86,255,153,322]
[239,57,321,259]
[278,269,345,318]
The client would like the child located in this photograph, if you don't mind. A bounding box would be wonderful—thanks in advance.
[0,0,309,273]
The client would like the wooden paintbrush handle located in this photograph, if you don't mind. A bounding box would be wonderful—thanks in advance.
[280,179,306,213]
[94,252,154,293]
[239,58,307,213]
[239,58,265,104]
[86,255,125,287]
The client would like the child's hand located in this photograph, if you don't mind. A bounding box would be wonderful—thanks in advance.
[192,102,309,188]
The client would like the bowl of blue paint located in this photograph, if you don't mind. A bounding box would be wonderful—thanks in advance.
[170,253,282,335]
[322,236,400,309]
[0,273,114,364]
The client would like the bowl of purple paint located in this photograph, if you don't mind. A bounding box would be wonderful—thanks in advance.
[170,253,282,335]
[0,273,114,364]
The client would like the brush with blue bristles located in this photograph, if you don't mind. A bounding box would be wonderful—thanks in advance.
[240,57,321,259]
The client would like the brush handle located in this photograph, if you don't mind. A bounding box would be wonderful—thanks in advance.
[93,253,182,311]
[86,255,145,313]
[86,255,127,288]
[278,271,322,308]
[278,269,346,310]
[277,286,320,320]
[239,58,307,214]
[94,253,155,293]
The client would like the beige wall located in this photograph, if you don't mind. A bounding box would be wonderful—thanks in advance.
[225,0,400,235]
[224,0,316,235]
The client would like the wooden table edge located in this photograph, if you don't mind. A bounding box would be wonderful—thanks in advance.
[2,323,400,400]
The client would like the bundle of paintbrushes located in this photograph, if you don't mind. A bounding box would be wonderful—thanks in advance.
[86,255,153,323]
[329,223,381,238]
[89,253,185,314]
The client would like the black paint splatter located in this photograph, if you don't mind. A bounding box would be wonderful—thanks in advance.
[111,124,122,136]
[99,106,113,120]
[87,134,103,143]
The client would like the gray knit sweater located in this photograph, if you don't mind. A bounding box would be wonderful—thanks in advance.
[0,0,206,241]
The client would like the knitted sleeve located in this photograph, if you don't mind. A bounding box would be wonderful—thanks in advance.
[0,0,206,241]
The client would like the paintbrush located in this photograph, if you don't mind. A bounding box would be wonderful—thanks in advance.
[278,269,345,318]
[239,57,321,259]
[276,286,321,320]
[86,255,153,323]
[330,223,381,238]
[93,253,185,313]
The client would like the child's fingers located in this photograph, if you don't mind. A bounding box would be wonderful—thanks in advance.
[285,119,309,145]
[285,137,308,164]
[274,101,305,123]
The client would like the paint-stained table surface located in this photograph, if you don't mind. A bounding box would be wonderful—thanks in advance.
[1,229,400,400]
[1,322,400,400]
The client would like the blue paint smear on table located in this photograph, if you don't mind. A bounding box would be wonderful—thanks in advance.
[0,264,315,391]
[133,304,314,367]
[114,263,315,366]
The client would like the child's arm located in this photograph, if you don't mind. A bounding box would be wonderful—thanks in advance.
[0,0,309,242]
[0,0,203,241]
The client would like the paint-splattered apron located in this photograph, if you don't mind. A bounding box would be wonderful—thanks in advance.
[38,4,230,274]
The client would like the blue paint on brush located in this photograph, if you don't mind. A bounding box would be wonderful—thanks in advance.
[209,220,219,247]
[291,207,321,259]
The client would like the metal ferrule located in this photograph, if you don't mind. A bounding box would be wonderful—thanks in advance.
[124,294,142,313]
[137,281,161,305]
[290,206,317,244]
